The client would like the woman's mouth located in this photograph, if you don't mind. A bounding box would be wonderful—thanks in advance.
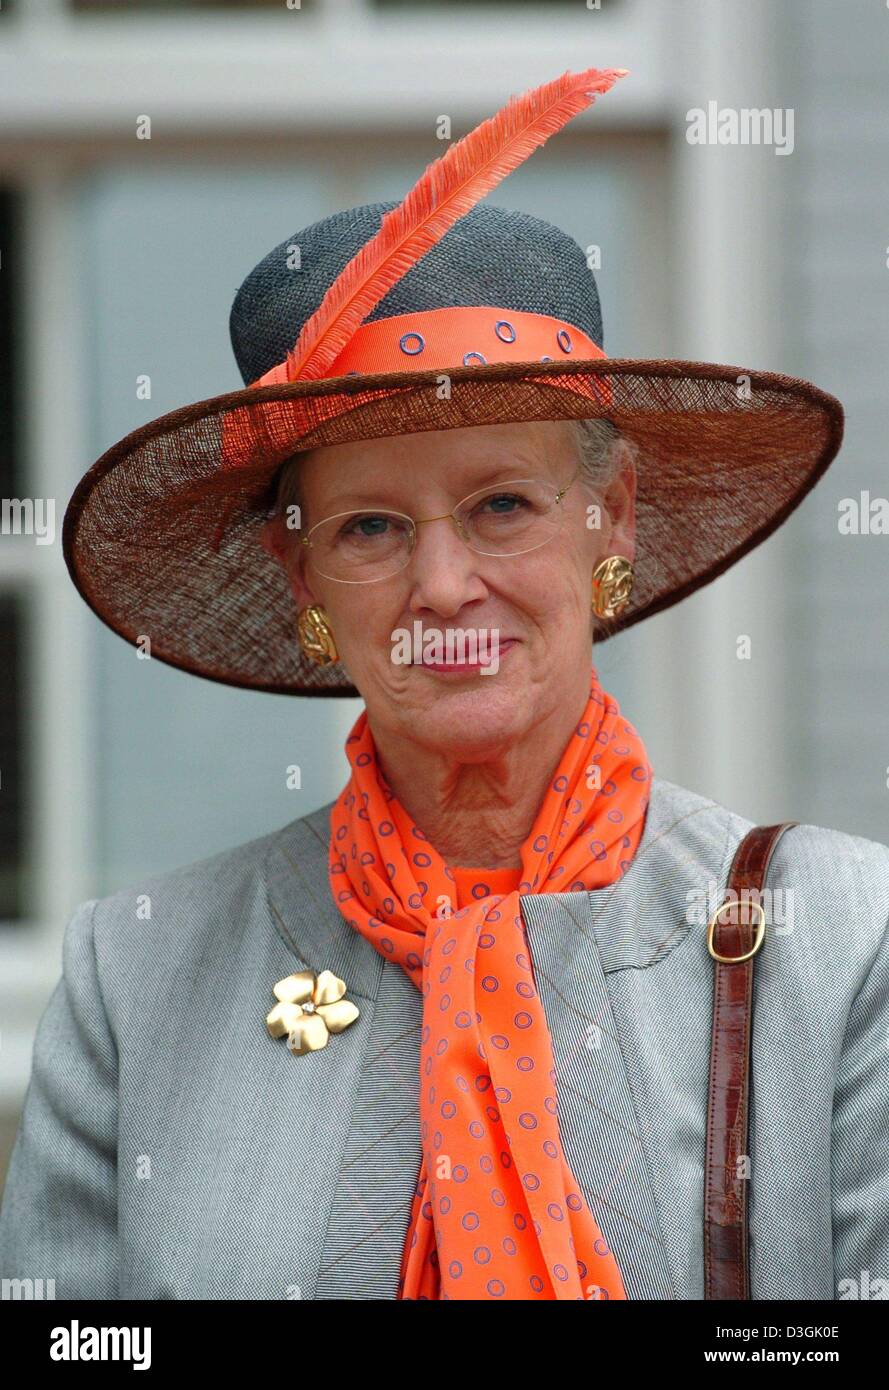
[421,638,517,674]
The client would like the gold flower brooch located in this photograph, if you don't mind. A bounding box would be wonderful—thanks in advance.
[266,969,360,1056]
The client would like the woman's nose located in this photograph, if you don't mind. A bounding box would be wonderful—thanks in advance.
[406,515,486,610]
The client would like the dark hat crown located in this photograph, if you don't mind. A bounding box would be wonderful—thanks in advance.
[229,202,603,385]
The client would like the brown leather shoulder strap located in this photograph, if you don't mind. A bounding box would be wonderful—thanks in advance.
[703,819,799,1300]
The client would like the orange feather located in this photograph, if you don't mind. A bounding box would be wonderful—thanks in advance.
[283,66,629,382]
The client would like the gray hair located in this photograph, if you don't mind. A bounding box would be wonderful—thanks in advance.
[572,417,629,500]
[272,418,628,527]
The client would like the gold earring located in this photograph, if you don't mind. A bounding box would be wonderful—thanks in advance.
[297,605,338,665]
[591,555,634,619]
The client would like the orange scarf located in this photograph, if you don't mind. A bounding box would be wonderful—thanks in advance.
[328,667,652,1300]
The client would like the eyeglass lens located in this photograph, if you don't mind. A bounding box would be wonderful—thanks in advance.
[305,476,568,582]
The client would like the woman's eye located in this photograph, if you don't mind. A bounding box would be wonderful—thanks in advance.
[480,492,527,515]
[342,514,390,538]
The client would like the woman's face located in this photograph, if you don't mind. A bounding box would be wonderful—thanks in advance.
[264,419,636,757]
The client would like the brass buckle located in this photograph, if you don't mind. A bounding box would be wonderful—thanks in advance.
[707,898,766,963]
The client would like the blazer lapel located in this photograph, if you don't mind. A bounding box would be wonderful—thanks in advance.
[519,777,737,1301]
[520,887,676,1299]
[266,805,423,1300]
[313,960,422,1298]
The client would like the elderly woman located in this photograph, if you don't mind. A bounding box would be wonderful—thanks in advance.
[2,69,888,1303]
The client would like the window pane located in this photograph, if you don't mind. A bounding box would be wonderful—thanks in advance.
[0,190,20,500]
[71,1,312,11]
[0,595,25,922]
[375,0,614,6]
[0,190,26,921]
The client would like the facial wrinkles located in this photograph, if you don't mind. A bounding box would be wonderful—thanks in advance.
[296,424,592,675]
[351,501,583,683]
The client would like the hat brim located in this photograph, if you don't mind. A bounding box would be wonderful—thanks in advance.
[62,357,843,696]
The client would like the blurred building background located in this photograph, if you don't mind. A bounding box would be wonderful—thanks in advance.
[1,0,887,1185]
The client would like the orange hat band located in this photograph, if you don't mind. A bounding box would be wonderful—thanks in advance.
[252,305,606,386]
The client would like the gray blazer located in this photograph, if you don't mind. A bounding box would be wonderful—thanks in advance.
[2,775,888,1300]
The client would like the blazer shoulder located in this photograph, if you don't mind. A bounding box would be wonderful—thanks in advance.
[644,774,755,881]
[767,817,889,968]
[678,784,889,989]
[652,774,889,883]
[649,775,889,919]
[650,780,889,1004]
[648,774,753,834]
[725,806,889,910]
[84,805,336,1000]
[772,817,889,875]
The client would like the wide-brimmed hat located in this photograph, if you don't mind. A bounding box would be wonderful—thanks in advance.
[62,67,843,697]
